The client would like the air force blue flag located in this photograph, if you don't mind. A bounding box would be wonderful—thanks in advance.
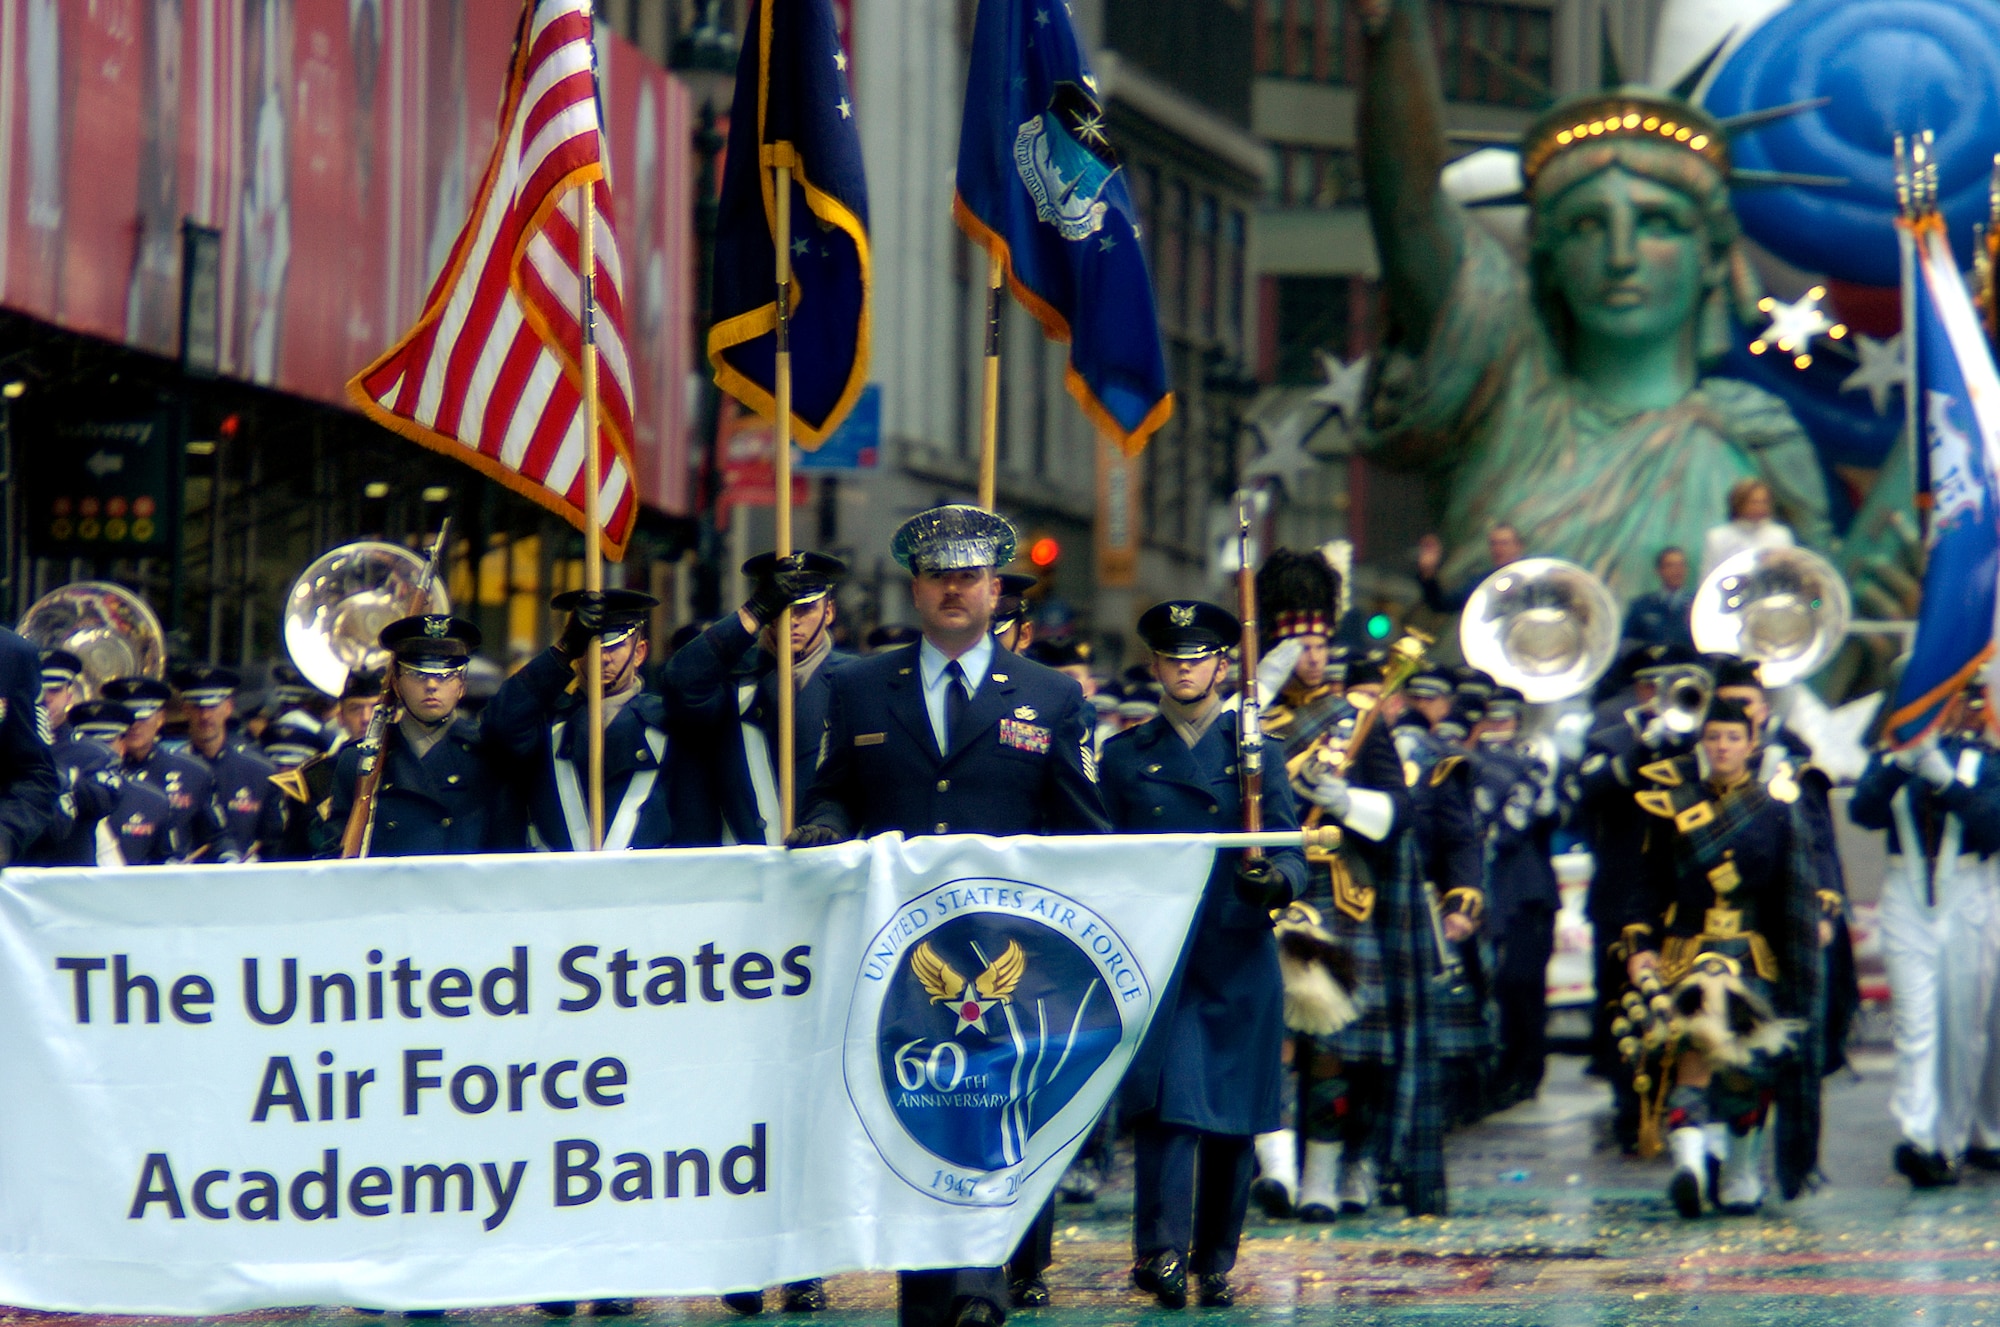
[954,0,1172,454]
[1887,216,2000,745]
[707,0,870,446]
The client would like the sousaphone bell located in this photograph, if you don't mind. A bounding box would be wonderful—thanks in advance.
[17,581,166,698]
[283,542,451,698]
[1459,557,1622,704]
[1691,546,1850,687]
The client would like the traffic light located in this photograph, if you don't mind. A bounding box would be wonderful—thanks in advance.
[1028,535,1061,569]
[1366,613,1392,640]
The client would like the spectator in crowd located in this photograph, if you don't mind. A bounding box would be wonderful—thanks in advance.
[1700,478,1793,578]
[1622,547,1697,651]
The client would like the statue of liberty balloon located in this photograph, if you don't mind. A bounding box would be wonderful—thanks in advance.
[1355,0,1839,603]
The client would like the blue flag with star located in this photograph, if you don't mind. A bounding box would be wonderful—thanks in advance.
[707,0,870,446]
[954,0,1172,454]
[1887,216,2000,745]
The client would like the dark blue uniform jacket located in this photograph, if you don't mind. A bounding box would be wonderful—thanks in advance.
[323,716,511,857]
[0,627,56,864]
[1470,743,1563,933]
[799,642,1108,838]
[123,745,229,861]
[484,648,682,850]
[1849,737,2000,859]
[186,735,285,860]
[663,616,851,845]
[1103,710,1306,1135]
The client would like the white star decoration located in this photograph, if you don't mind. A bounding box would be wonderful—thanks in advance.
[1749,285,1845,370]
[1243,407,1323,494]
[1310,351,1370,422]
[1074,111,1108,148]
[1034,8,1051,25]
[949,982,999,1035]
[1839,331,1905,416]
[833,49,847,72]
[836,97,852,120]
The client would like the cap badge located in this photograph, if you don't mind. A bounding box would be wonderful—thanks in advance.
[424,617,448,639]
[1169,604,1196,627]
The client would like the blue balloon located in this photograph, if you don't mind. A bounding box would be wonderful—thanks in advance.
[1705,0,2000,286]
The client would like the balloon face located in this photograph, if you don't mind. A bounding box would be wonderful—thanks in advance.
[1543,167,1709,348]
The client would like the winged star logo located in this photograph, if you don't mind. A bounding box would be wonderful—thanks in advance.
[1927,389,1984,538]
[914,938,1025,1034]
[1012,82,1118,242]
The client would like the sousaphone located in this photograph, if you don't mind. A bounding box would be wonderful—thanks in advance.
[1691,545,1850,687]
[1459,557,1622,705]
[282,542,451,698]
[17,582,166,698]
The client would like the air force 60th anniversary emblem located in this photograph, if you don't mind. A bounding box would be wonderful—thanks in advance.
[846,877,1149,1206]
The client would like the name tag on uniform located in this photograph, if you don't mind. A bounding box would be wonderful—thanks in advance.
[999,719,1051,754]
[855,732,886,746]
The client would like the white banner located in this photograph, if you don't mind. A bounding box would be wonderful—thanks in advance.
[0,833,1215,1314]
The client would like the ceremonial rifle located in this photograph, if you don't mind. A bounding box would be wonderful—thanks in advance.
[339,520,451,859]
[1235,497,1264,859]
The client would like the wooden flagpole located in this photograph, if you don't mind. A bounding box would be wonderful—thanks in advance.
[580,179,607,851]
[979,251,1003,510]
[774,161,797,837]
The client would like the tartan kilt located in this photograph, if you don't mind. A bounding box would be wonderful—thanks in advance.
[1428,936,1495,1061]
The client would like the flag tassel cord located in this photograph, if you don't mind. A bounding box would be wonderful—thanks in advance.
[980,250,1003,511]
[581,178,607,851]
[775,164,798,839]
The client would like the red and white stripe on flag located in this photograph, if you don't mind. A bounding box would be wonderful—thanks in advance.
[347,0,640,557]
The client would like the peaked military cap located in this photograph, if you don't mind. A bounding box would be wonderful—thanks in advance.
[380,615,482,674]
[992,572,1039,632]
[269,662,325,708]
[341,668,386,702]
[1634,642,1704,679]
[1704,695,1755,729]
[1138,600,1239,660]
[1406,668,1454,701]
[891,505,1017,574]
[67,699,136,740]
[1027,638,1093,669]
[1484,687,1526,722]
[865,623,922,650]
[101,675,172,718]
[39,649,83,691]
[742,551,846,607]
[550,588,659,647]
[1707,654,1764,691]
[171,663,243,708]
[1453,667,1497,702]
[260,710,330,770]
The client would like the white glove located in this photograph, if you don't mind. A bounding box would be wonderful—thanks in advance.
[1917,746,1956,789]
[1299,767,1352,818]
[1639,714,1676,749]
[1255,637,1305,712]
[1892,734,1937,773]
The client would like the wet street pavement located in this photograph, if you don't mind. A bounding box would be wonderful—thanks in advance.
[14,1046,2000,1326]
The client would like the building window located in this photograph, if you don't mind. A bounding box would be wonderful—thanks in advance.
[1254,0,1550,106]
[1223,208,1247,355]
[1275,275,1359,385]
[1194,194,1218,341]
[1269,145,1363,208]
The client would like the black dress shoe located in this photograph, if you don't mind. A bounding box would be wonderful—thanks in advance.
[723,1291,767,1316]
[1668,1169,1702,1219]
[1248,1177,1294,1219]
[1008,1276,1049,1308]
[589,1302,635,1316]
[781,1280,826,1312]
[1895,1142,1959,1189]
[948,1297,1005,1327]
[537,1307,576,1319]
[1197,1273,1234,1307]
[1296,1200,1337,1223]
[1131,1251,1186,1309]
[1966,1146,2000,1172]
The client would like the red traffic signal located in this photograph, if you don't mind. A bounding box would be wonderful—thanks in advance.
[1028,536,1060,568]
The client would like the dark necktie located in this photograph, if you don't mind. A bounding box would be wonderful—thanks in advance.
[944,660,969,752]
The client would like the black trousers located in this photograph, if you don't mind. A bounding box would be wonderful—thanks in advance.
[898,1268,1008,1327]
[1131,1116,1255,1275]
[1592,926,1642,1148]
[1494,902,1556,1097]
[1006,1198,1055,1281]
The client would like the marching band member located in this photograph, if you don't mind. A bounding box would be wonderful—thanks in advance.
[331,669,387,751]
[1258,550,1431,1216]
[486,589,678,854]
[39,700,177,866]
[262,712,336,861]
[1622,698,1829,1216]
[173,664,285,860]
[1849,680,2000,1187]
[666,553,850,853]
[1468,688,1566,1110]
[103,676,233,862]
[321,617,509,858]
[0,623,57,867]
[789,505,1108,1327]
[991,573,1037,654]
[1100,600,1305,1309]
[666,552,847,1315]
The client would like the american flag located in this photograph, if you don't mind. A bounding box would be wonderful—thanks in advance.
[347,0,639,557]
